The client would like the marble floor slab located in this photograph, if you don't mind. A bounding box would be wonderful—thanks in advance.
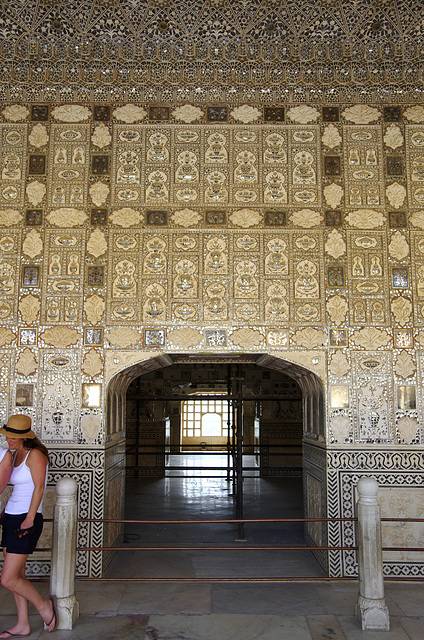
[384,582,424,617]
[144,614,313,640]
[210,582,327,615]
[1,582,424,639]
[307,614,347,640]
[75,581,127,616]
[46,615,149,640]
[118,582,211,615]
[397,616,424,640]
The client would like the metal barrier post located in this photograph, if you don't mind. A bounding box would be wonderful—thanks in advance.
[355,477,390,630]
[50,477,80,630]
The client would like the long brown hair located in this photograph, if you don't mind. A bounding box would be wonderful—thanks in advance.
[23,436,49,463]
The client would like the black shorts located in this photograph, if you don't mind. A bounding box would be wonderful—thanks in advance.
[1,512,43,555]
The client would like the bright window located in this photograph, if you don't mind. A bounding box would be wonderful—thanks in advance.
[182,395,230,438]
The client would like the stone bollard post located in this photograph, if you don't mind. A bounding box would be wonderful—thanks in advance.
[50,477,80,630]
[354,476,390,631]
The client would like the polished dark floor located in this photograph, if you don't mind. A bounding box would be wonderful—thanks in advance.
[105,454,325,579]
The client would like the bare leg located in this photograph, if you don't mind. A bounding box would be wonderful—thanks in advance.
[0,552,30,638]
[12,563,30,634]
[0,550,55,636]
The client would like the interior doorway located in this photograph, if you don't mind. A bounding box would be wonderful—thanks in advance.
[125,356,305,481]
[104,352,327,578]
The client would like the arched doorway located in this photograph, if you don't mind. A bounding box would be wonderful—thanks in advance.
[125,358,304,476]
[104,352,327,578]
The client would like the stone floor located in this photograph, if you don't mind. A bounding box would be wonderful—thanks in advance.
[1,455,423,639]
[1,580,423,640]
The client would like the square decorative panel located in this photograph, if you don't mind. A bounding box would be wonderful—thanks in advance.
[16,383,34,407]
[205,210,226,225]
[84,327,104,345]
[25,209,43,226]
[322,106,339,122]
[149,106,169,121]
[207,106,228,122]
[264,107,284,122]
[329,328,348,347]
[327,266,345,288]
[28,155,46,174]
[389,211,406,228]
[92,156,109,175]
[393,329,413,348]
[386,156,403,176]
[266,329,289,347]
[265,211,287,226]
[205,329,227,346]
[325,210,342,226]
[93,106,111,121]
[87,266,105,287]
[22,265,40,287]
[82,384,102,407]
[330,385,349,408]
[144,328,166,347]
[18,328,37,346]
[391,267,409,288]
[397,385,416,409]
[31,105,49,121]
[146,210,167,225]
[384,106,402,121]
[91,209,108,225]
[324,156,341,176]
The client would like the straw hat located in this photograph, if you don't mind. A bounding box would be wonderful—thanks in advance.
[0,414,36,439]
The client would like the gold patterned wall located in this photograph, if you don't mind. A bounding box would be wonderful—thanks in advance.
[0,100,423,450]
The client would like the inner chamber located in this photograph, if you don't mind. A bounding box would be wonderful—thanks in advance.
[104,357,325,579]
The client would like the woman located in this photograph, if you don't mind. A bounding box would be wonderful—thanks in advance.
[0,414,56,637]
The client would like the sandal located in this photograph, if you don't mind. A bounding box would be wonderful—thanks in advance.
[43,598,57,633]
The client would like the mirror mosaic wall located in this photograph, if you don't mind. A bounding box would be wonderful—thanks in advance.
[0,0,423,580]
[0,100,422,577]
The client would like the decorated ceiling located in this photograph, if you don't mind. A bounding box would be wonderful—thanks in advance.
[0,0,423,103]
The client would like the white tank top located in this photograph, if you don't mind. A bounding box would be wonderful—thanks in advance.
[5,450,48,515]
[0,446,9,509]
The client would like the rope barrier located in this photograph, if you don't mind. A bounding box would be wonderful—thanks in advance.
[76,545,359,552]
[36,513,424,585]
[78,516,357,523]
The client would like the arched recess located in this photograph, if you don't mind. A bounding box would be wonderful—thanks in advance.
[103,351,328,574]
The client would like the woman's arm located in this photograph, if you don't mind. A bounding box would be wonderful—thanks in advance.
[0,449,12,495]
[19,448,48,532]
